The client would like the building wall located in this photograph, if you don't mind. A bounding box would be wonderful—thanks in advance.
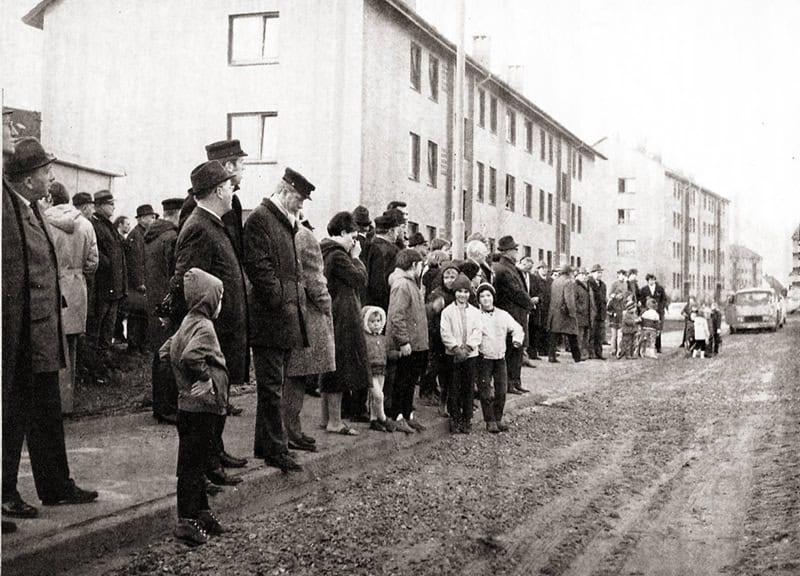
[729,245,763,291]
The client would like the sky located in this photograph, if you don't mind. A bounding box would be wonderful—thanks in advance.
[2,0,798,280]
[417,0,800,281]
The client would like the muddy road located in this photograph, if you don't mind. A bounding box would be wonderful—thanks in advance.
[110,318,800,576]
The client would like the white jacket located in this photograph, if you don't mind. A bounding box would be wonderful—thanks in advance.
[440,301,482,358]
[694,316,709,341]
[479,306,524,360]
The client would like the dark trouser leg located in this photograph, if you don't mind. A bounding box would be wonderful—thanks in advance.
[127,311,149,351]
[383,360,396,418]
[177,411,213,518]
[527,316,538,358]
[492,358,508,422]
[548,332,558,360]
[437,353,452,408]
[392,351,427,420]
[445,355,459,422]
[97,299,120,363]
[537,327,550,357]
[420,353,439,397]
[283,376,306,443]
[351,386,369,419]
[205,414,226,473]
[567,334,582,362]
[458,358,476,425]
[655,333,662,353]
[477,357,495,423]
[252,347,290,458]
[505,335,523,387]
[592,321,605,358]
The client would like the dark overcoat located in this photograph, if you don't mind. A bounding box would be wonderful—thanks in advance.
[144,218,178,348]
[492,256,533,328]
[319,239,371,394]
[548,275,578,335]
[243,198,307,350]
[638,282,668,319]
[125,223,147,312]
[529,272,552,327]
[587,276,608,324]
[365,236,398,310]
[92,212,127,302]
[173,207,249,385]
[180,190,244,259]
[574,279,591,328]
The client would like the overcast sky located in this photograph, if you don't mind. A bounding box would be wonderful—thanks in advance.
[3,0,798,280]
[418,0,800,281]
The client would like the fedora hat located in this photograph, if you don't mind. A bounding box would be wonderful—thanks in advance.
[190,160,234,195]
[72,192,94,207]
[205,139,248,161]
[590,264,603,273]
[283,167,315,199]
[136,204,157,218]
[94,190,114,205]
[497,235,518,252]
[352,205,371,226]
[4,137,56,176]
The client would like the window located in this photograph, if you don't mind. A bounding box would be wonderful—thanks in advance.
[426,225,437,240]
[617,209,634,224]
[428,55,439,101]
[570,256,575,267]
[410,43,421,91]
[578,155,583,181]
[477,89,485,128]
[476,161,485,203]
[505,174,516,211]
[617,240,636,257]
[229,12,279,65]
[539,189,545,222]
[560,223,567,252]
[548,134,554,165]
[618,178,626,193]
[540,129,546,161]
[525,120,533,153]
[547,192,553,224]
[488,237,496,252]
[523,245,532,258]
[571,203,576,232]
[506,108,516,144]
[490,96,498,133]
[538,248,544,261]
[409,132,420,180]
[489,167,497,205]
[546,250,552,267]
[578,205,582,233]
[407,221,419,236]
[524,183,533,217]
[228,112,278,162]
[576,256,582,268]
[427,140,438,187]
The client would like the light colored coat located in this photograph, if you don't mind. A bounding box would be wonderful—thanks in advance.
[548,275,579,335]
[478,306,524,360]
[440,301,482,358]
[386,270,429,352]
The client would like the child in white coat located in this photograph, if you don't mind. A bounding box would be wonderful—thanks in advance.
[692,309,709,358]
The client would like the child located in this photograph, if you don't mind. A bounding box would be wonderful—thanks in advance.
[685,308,697,357]
[709,302,723,356]
[639,298,661,359]
[693,309,709,358]
[362,306,395,432]
[170,268,228,546]
[440,274,482,433]
[475,283,524,433]
[617,295,640,359]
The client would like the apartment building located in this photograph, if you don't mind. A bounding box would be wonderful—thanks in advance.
[24,0,602,259]
[728,244,763,291]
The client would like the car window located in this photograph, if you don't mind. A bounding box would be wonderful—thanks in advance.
[735,292,770,306]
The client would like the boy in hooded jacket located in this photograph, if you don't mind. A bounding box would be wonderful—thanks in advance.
[170,268,228,546]
[362,305,396,432]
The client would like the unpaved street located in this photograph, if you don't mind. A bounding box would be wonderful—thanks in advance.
[110,319,800,576]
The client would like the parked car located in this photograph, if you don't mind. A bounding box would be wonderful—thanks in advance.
[725,287,784,333]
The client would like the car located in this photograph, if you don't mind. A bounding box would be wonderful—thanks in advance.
[725,287,783,333]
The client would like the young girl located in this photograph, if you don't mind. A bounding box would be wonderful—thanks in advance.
[617,295,640,359]
[639,298,661,359]
[693,309,709,358]
[440,274,482,433]
[475,283,524,433]
[362,306,395,432]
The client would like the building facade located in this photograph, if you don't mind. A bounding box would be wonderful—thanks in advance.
[25,0,603,261]
[728,244,762,291]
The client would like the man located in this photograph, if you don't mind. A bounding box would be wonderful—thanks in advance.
[145,198,181,352]
[587,264,608,360]
[492,236,534,393]
[44,182,99,413]
[3,137,98,527]
[386,200,409,249]
[125,204,157,354]
[173,160,249,484]
[548,263,582,363]
[466,239,494,285]
[352,205,372,266]
[516,256,537,365]
[71,192,97,384]
[574,268,592,361]
[365,210,402,311]
[528,261,551,359]
[243,167,313,473]
[638,273,668,353]
[408,232,429,258]
[608,269,629,357]
[89,190,127,379]
[627,269,640,310]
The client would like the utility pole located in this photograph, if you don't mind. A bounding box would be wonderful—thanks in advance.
[451,0,466,258]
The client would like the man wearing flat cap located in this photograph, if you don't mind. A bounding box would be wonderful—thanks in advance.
[3,136,98,524]
[243,167,314,473]
[365,210,403,311]
[172,160,250,482]
[408,232,429,258]
[492,235,535,394]
[352,205,372,268]
[587,265,608,359]
[124,204,158,354]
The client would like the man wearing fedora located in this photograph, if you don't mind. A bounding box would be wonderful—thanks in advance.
[528,261,551,359]
[89,189,128,381]
[366,210,402,311]
[243,167,314,473]
[3,136,99,526]
[548,263,582,363]
[125,204,158,354]
[173,160,250,484]
[492,235,535,394]
[587,264,608,360]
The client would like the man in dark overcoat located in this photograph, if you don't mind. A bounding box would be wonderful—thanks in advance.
[173,161,249,484]
[638,273,668,352]
[574,268,592,360]
[548,263,582,363]
[587,264,608,359]
[365,211,402,311]
[3,135,98,525]
[243,167,313,473]
[492,235,534,394]
[125,204,156,353]
[529,261,551,358]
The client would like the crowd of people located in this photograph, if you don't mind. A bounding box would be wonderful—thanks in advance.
[3,112,717,544]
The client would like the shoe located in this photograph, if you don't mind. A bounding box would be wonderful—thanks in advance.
[326,425,359,436]
[253,448,263,459]
[369,420,387,432]
[407,418,426,432]
[514,385,530,394]
[154,412,178,425]
[381,419,396,433]
[288,438,317,452]
[206,468,242,486]
[394,419,415,434]
[2,494,38,518]
[496,421,509,432]
[226,403,243,417]
[306,388,321,398]
[2,520,17,533]
[220,451,248,468]
[486,421,500,433]
[174,518,208,546]
[41,481,98,506]
[265,452,303,473]
[300,433,316,444]
[205,478,224,496]
[507,387,522,395]
[594,356,606,361]
[548,358,560,363]
[196,509,226,536]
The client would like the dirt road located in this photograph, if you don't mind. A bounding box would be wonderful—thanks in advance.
[111,319,800,576]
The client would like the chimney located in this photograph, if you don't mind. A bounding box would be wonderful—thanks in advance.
[507,65,525,93]
[472,35,491,69]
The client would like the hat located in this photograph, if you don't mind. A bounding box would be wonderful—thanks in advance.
[205,139,248,161]
[441,261,462,277]
[459,260,480,280]
[616,269,627,275]
[476,282,496,298]
[535,261,547,270]
[72,192,94,207]
[282,167,315,199]
[451,273,471,292]
[556,263,572,274]
[2,109,12,116]
[590,264,603,273]
[136,204,157,218]
[578,268,588,275]
[161,197,184,212]
[387,200,407,210]
[408,232,427,247]
[49,182,69,206]
[497,235,518,251]
[352,205,371,226]
[190,160,234,195]
[4,137,56,176]
[384,208,406,225]
[94,190,114,205]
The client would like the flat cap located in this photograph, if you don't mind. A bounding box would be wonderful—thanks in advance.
[161,197,184,211]
[283,167,315,199]
[72,192,94,207]
[205,139,248,161]
[94,190,114,204]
